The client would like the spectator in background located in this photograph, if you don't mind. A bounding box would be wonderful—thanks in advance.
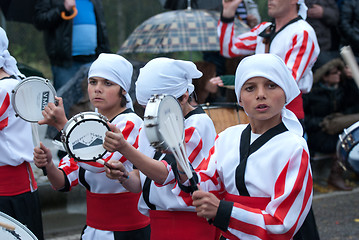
[203,0,261,77]
[306,0,340,70]
[306,0,340,52]
[303,55,359,191]
[339,0,359,64]
[33,0,111,90]
[0,27,44,240]
[191,61,223,105]
[219,0,320,123]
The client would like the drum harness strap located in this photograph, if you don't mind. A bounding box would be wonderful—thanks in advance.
[235,122,288,196]
[259,16,302,53]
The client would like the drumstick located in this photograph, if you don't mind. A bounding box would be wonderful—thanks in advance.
[0,221,16,231]
[340,46,359,88]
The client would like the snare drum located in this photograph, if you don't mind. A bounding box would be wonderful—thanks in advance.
[61,112,110,162]
[337,121,359,174]
[200,102,248,134]
[0,211,38,240]
[144,94,184,151]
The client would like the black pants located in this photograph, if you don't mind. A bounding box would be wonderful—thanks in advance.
[293,207,320,240]
[0,190,44,240]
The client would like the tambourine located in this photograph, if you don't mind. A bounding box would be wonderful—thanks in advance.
[144,94,184,151]
[61,111,110,162]
[0,211,38,240]
[11,76,56,123]
[337,121,359,174]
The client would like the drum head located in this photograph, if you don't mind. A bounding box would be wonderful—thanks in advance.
[0,211,38,240]
[12,76,56,122]
[157,95,184,148]
[63,112,110,161]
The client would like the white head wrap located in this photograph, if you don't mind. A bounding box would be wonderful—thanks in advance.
[0,27,22,78]
[88,53,134,110]
[135,57,202,105]
[297,0,308,20]
[235,54,303,136]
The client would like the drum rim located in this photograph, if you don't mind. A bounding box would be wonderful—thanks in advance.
[336,121,359,170]
[0,211,38,239]
[62,112,110,162]
[11,76,56,122]
[199,102,242,110]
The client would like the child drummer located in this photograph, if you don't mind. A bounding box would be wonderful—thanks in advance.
[103,57,218,240]
[33,53,150,240]
[174,54,314,239]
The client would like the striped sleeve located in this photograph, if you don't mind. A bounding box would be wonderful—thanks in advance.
[0,88,10,130]
[58,156,80,190]
[283,30,317,84]
[221,148,313,240]
[218,21,268,58]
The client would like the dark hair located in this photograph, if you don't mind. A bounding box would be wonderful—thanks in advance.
[118,87,128,107]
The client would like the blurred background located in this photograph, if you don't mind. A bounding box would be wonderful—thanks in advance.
[0,0,269,80]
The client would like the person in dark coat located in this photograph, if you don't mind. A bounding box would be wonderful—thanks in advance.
[304,55,359,190]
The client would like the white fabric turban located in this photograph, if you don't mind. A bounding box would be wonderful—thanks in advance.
[235,54,303,136]
[297,0,308,20]
[135,57,202,105]
[88,53,133,110]
[0,27,22,78]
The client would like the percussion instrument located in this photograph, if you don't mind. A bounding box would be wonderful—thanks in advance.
[337,121,359,174]
[144,94,198,192]
[61,111,110,162]
[201,102,248,134]
[144,94,184,151]
[12,76,57,176]
[0,211,38,240]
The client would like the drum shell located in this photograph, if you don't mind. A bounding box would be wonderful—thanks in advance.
[201,102,249,134]
[144,95,168,150]
[337,121,359,174]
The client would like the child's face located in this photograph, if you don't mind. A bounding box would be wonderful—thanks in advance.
[239,77,285,121]
[88,77,123,113]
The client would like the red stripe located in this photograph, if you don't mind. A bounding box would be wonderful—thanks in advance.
[265,150,309,225]
[228,218,271,240]
[0,92,10,116]
[299,41,315,80]
[0,118,8,130]
[122,121,135,140]
[0,93,10,130]
[184,127,195,143]
[219,22,227,56]
[188,139,202,164]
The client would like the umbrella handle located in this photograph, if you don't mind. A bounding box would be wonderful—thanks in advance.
[61,6,78,20]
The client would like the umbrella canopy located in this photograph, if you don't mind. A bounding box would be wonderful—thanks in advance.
[118,9,249,54]
[159,0,222,10]
[0,0,35,24]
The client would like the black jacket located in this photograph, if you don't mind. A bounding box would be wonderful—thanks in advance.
[303,77,359,153]
[33,0,111,67]
[340,0,359,55]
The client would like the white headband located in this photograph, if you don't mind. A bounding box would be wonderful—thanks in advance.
[88,53,134,110]
[235,54,303,136]
[297,0,308,20]
[135,57,202,105]
[0,27,22,78]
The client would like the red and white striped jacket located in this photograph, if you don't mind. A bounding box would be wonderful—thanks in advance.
[173,124,313,240]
